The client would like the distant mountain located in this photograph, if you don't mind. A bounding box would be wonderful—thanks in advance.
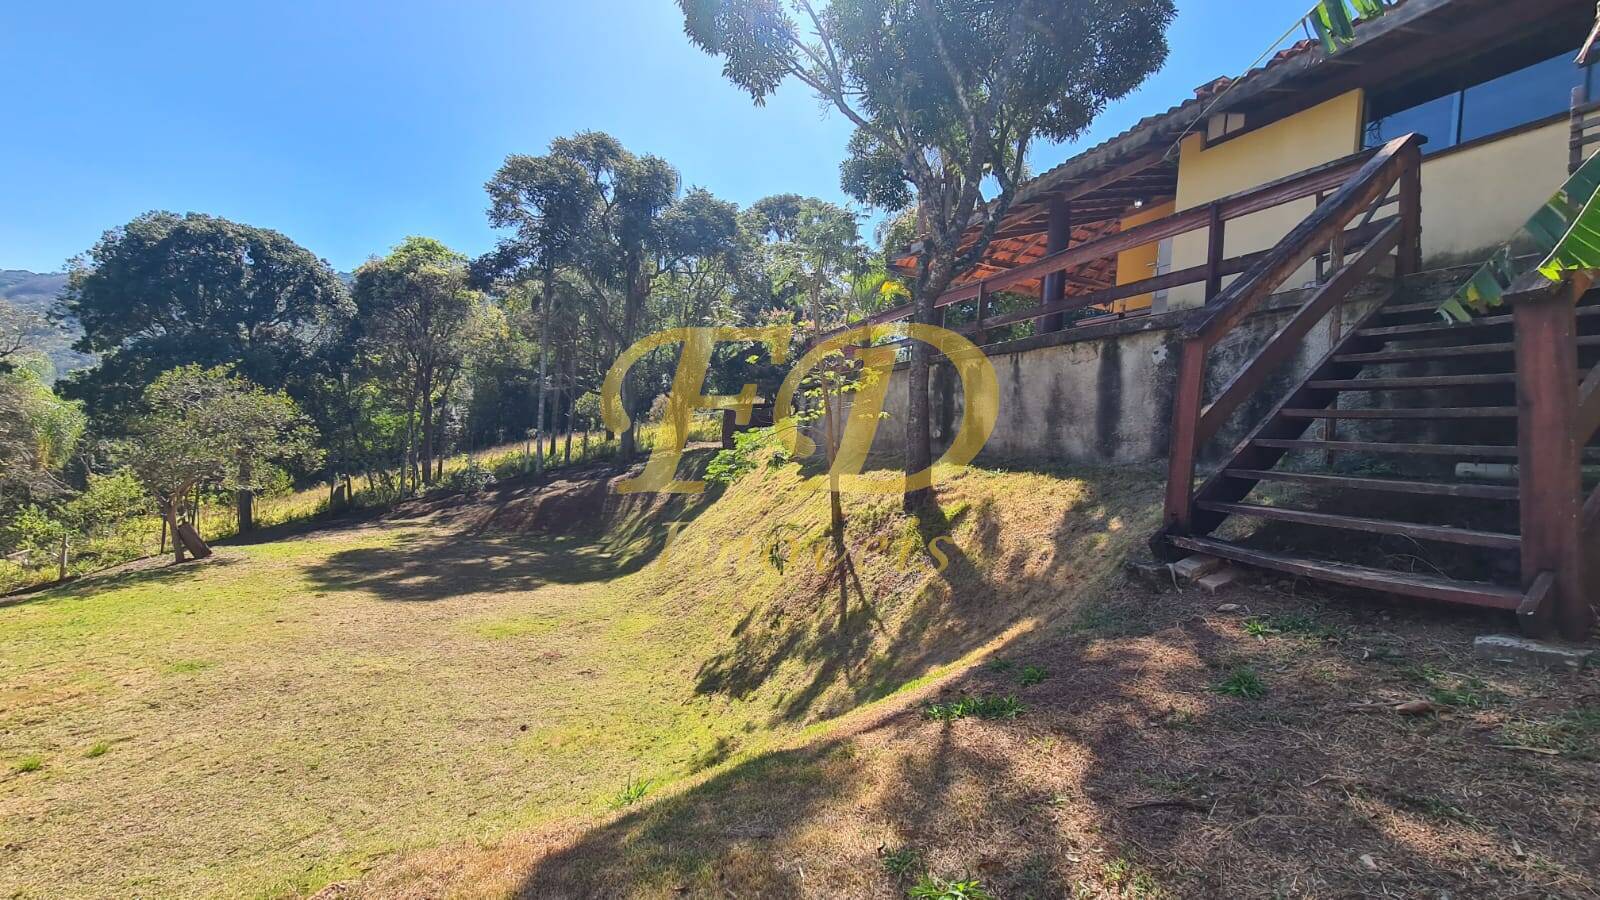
[0,270,93,379]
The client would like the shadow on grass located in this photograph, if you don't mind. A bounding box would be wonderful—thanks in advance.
[301,458,726,604]
[0,554,245,609]
[689,479,1125,726]
[506,579,1598,899]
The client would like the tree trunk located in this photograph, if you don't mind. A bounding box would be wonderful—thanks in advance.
[236,455,254,534]
[57,535,69,581]
[167,496,186,564]
[564,390,574,464]
[420,371,436,485]
[903,254,956,513]
[533,273,554,476]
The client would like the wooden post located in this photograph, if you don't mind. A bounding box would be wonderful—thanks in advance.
[974,281,989,346]
[1396,147,1422,277]
[1038,197,1071,333]
[1163,336,1208,540]
[1204,203,1225,302]
[1511,274,1588,639]
[1572,85,1589,176]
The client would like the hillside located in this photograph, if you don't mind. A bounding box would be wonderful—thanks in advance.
[0,453,1163,898]
[0,269,91,378]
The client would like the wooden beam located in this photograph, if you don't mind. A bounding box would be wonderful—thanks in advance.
[1183,134,1419,345]
[1511,272,1589,640]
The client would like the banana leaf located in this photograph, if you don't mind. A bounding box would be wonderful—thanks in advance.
[1438,149,1600,322]
[1305,0,1392,54]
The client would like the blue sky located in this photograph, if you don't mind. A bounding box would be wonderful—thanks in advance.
[1,1,1307,274]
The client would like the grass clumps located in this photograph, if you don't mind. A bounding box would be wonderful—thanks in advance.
[924,695,1025,722]
[11,754,45,774]
[608,775,653,809]
[84,741,110,759]
[1500,708,1600,758]
[1018,665,1049,687]
[881,846,923,879]
[1212,667,1266,700]
[908,873,995,900]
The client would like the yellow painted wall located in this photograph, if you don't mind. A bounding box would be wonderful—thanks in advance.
[1168,90,1365,308]
[1418,119,1569,265]
[1111,200,1176,312]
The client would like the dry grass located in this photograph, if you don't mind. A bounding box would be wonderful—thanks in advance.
[0,453,1162,898]
[336,574,1600,899]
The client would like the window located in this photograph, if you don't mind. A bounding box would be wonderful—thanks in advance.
[1365,49,1590,154]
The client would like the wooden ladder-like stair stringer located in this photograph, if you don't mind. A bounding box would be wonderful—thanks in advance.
[1161,286,1600,620]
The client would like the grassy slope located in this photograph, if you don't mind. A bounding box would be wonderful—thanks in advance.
[0,453,1163,898]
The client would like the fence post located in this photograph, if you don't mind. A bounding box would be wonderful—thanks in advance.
[1511,274,1587,639]
[1397,148,1422,278]
[974,281,988,346]
[1204,203,1225,302]
[1163,336,1208,541]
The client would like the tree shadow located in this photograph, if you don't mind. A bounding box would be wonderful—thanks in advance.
[0,554,244,609]
[505,577,1600,899]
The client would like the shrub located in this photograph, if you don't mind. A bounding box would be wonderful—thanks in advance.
[447,461,495,495]
[705,427,785,485]
[908,874,995,900]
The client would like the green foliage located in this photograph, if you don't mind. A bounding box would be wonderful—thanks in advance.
[60,211,351,426]
[705,427,786,484]
[446,461,496,495]
[609,775,653,809]
[84,741,110,759]
[123,365,321,516]
[1213,667,1266,700]
[882,847,923,879]
[923,695,1024,722]
[907,873,995,900]
[11,754,44,774]
[1018,665,1048,687]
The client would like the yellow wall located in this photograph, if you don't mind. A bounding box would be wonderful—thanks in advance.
[1418,119,1569,265]
[1168,90,1366,308]
[1111,200,1176,312]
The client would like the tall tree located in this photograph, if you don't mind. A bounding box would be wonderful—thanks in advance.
[484,150,596,475]
[679,0,1174,509]
[352,238,489,487]
[59,211,351,528]
[550,132,740,460]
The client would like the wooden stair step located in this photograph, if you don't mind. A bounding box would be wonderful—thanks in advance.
[1196,501,1521,550]
[1305,374,1518,390]
[1359,306,1600,338]
[1167,535,1523,610]
[1335,336,1600,364]
[1279,407,1517,420]
[1252,439,1600,460]
[1223,468,1520,500]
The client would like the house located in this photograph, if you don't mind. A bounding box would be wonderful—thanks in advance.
[864,0,1600,639]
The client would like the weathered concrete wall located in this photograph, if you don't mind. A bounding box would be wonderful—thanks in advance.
[863,280,1406,469]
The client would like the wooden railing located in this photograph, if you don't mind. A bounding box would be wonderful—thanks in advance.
[823,141,1408,344]
[1510,267,1598,638]
[1160,133,1424,536]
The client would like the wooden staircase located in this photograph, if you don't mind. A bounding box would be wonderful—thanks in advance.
[1154,133,1600,640]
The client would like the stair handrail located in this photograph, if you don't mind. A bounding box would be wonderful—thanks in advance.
[1161,133,1424,537]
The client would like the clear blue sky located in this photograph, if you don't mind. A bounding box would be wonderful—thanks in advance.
[1,0,1307,274]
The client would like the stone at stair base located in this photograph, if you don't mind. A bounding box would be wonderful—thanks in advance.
[1473,634,1594,669]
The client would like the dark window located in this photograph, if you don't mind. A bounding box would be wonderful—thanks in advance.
[1460,53,1584,143]
[1364,50,1590,153]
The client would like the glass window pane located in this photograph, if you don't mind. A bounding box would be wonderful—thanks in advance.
[1460,53,1584,144]
[1365,93,1456,152]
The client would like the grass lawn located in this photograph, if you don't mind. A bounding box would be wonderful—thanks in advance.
[0,516,769,898]
[1,458,1162,898]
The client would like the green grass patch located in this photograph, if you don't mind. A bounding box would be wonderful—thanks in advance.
[1018,665,1049,687]
[11,754,45,774]
[167,659,214,673]
[908,873,995,900]
[1212,667,1266,700]
[924,695,1025,722]
[84,741,110,759]
[472,616,559,640]
[609,775,654,809]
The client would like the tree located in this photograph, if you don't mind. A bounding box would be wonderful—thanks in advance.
[679,0,1174,509]
[124,365,320,563]
[59,211,352,528]
[353,238,491,487]
[0,358,86,511]
[484,149,597,475]
[0,300,34,374]
[550,132,741,460]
